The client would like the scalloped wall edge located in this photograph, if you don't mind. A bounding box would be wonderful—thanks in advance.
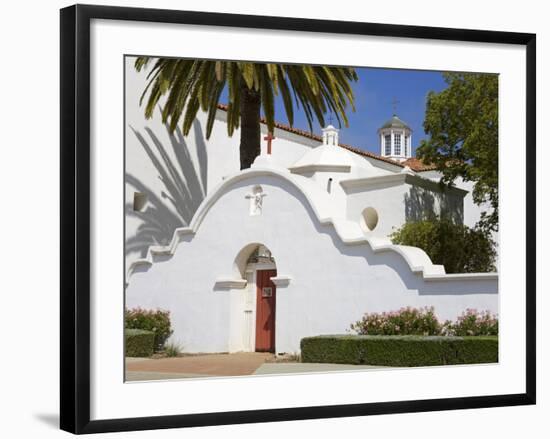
[126,167,498,284]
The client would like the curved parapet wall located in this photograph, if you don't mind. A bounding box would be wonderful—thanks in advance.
[127,166,497,283]
[125,166,498,354]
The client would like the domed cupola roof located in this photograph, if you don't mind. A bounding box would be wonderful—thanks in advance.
[289,125,388,178]
[289,125,353,173]
[289,144,356,172]
[380,115,411,131]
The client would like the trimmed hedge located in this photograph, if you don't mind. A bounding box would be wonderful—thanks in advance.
[300,335,498,367]
[125,308,173,351]
[125,329,155,357]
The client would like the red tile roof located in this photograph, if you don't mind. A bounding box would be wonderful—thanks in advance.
[216,104,437,172]
[401,157,438,172]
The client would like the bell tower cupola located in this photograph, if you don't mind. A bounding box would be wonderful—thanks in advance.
[378,114,412,162]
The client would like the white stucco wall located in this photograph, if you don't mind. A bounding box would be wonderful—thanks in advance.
[125,59,236,265]
[125,59,498,354]
[125,57,322,267]
[125,57,495,273]
[343,175,465,238]
[126,169,498,354]
[345,181,408,237]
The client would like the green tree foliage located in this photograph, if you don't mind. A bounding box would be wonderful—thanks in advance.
[135,58,358,169]
[390,220,496,273]
[416,73,498,232]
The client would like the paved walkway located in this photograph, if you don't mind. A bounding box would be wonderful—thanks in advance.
[125,353,385,382]
[253,362,384,375]
[126,352,272,381]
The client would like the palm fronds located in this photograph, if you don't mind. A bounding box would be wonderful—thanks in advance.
[135,58,358,139]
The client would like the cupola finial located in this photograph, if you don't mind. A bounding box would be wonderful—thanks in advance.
[391,97,400,116]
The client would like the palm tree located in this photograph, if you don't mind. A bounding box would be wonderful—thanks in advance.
[135,58,358,169]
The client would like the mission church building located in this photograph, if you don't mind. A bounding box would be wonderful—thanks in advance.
[125,62,497,355]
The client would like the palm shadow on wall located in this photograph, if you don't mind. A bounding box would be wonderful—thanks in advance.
[126,120,208,259]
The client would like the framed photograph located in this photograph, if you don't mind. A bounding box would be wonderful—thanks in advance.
[60,4,536,434]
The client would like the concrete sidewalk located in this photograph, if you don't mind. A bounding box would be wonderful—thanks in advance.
[125,353,385,382]
[253,362,384,375]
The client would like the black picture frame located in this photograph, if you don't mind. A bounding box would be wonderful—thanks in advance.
[60,4,536,434]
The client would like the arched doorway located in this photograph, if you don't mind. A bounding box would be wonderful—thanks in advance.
[235,244,277,353]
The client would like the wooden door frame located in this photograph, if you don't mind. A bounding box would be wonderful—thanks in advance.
[243,262,276,353]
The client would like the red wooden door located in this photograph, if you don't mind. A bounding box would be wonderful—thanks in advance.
[255,269,277,352]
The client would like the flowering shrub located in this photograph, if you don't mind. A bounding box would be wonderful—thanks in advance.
[443,309,499,336]
[350,306,442,336]
[125,307,173,351]
[351,307,498,336]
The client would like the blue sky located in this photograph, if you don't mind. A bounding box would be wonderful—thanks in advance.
[266,67,448,156]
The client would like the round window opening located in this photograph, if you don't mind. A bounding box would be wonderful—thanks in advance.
[360,207,379,232]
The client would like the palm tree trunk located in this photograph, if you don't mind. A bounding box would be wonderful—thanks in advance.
[239,85,261,169]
